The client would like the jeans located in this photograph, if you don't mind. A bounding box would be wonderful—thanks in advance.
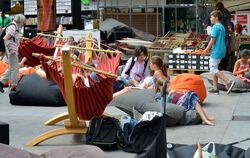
[119,75,132,86]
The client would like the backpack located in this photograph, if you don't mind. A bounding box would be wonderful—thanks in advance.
[0,23,17,54]
[85,116,123,150]
[125,56,148,76]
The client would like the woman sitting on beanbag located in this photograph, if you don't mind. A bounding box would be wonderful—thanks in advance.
[233,49,250,83]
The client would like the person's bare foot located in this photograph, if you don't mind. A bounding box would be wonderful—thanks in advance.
[202,120,215,126]
[207,116,215,121]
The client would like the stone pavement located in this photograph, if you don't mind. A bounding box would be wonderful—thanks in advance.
[0,81,250,158]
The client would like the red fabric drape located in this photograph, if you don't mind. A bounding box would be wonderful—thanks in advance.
[40,55,116,120]
[96,53,120,74]
[37,0,56,31]
[19,36,55,66]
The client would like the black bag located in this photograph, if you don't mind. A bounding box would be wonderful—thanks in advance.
[167,138,250,158]
[167,143,247,158]
[86,116,123,150]
[121,81,168,158]
[112,80,125,93]
[129,116,167,158]
[0,23,17,53]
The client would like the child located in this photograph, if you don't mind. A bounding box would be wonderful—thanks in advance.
[120,46,149,87]
[203,10,235,95]
[114,56,168,97]
[149,56,169,91]
[233,49,250,78]
[233,49,250,83]
[156,79,214,126]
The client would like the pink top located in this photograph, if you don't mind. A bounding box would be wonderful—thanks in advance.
[121,57,149,82]
[237,61,249,77]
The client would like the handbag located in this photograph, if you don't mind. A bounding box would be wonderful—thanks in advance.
[85,116,123,150]
[193,142,217,158]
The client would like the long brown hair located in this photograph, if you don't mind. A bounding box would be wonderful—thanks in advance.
[150,56,168,78]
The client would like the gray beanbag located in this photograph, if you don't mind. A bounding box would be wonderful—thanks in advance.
[201,71,250,92]
[108,89,201,126]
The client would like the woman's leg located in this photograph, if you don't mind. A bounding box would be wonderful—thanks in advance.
[212,74,219,90]
[8,53,19,88]
[215,71,229,89]
[194,102,214,126]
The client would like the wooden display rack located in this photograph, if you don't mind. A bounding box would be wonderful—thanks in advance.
[236,35,250,53]
[168,68,209,75]
[26,33,118,146]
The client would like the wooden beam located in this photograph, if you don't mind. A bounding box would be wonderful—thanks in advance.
[32,53,117,78]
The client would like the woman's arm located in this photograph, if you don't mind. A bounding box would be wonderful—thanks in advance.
[121,57,132,77]
[3,25,16,41]
[233,60,240,75]
[203,37,216,54]
[19,57,27,68]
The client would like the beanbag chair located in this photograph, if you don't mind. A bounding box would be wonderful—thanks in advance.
[108,89,201,126]
[201,71,250,92]
[169,73,207,103]
[9,74,66,106]
[0,143,110,158]
[0,61,8,76]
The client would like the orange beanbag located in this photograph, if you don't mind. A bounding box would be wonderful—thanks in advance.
[169,73,207,103]
[0,61,8,76]
[0,61,36,86]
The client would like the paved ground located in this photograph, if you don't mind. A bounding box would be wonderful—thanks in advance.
[0,79,250,158]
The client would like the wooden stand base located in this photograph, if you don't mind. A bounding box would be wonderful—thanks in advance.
[26,126,87,147]
[45,112,69,125]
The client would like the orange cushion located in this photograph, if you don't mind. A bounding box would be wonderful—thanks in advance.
[169,73,207,103]
[0,61,8,76]
[0,61,36,86]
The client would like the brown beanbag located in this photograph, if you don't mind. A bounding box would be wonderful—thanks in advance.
[0,143,109,158]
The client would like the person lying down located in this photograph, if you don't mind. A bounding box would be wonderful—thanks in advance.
[155,78,214,126]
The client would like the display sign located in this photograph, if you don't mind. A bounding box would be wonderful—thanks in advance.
[237,15,248,24]
[231,14,250,35]
[81,0,89,5]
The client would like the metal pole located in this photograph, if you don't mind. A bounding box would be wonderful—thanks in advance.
[175,0,177,32]
[156,0,159,37]
[116,0,118,20]
[145,0,148,33]
[162,0,165,35]
[130,0,132,27]
[97,0,100,19]
[1,11,5,27]
[196,0,198,33]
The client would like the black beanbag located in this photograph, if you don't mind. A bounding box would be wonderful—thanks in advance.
[9,74,66,106]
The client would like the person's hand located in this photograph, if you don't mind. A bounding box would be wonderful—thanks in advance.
[201,49,210,55]
[244,68,249,72]
[143,83,149,89]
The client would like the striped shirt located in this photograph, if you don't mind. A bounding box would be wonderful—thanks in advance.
[4,23,19,55]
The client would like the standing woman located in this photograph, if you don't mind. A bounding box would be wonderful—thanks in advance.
[0,14,26,93]
[214,2,232,71]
